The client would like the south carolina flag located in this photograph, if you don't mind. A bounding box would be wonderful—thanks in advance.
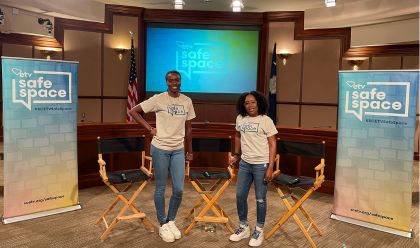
[268,43,277,123]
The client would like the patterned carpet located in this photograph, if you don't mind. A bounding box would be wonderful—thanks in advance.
[0,162,418,248]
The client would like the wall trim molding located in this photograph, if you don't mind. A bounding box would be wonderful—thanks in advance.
[0,33,61,48]
[344,44,419,57]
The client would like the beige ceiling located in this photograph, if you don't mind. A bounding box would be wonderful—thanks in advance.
[93,0,357,12]
[1,0,417,28]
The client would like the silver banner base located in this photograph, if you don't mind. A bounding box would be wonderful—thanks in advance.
[330,213,412,238]
[2,204,81,224]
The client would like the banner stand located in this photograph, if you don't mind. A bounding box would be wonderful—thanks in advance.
[2,57,80,223]
[331,213,413,238]
[2,204,81,224]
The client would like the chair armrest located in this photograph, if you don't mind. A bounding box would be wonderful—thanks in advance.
[227,165,235,179]
[97,157,108,181]
[314,163,325,171]
[314,160,325,189]
[140,151,153,177]
[144,155,152,161]
[140,166,153,177]
[185,161,190,177]
[98,159,106,166]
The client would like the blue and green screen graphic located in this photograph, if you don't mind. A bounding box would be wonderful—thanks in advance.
[146,26,259,94]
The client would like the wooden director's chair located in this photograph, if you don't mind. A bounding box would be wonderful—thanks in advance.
[266,139,326,248]
[95,136,154,240]
[184,137,235,235]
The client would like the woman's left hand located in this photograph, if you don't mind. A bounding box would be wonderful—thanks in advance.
[264,169,273,183]
[186,152,193,161]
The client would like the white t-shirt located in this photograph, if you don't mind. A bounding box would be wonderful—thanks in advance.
[236,114,278,164]
[140,92,196,150]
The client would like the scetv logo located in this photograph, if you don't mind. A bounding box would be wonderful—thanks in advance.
[344,81,410,121]
[11,68,72,110]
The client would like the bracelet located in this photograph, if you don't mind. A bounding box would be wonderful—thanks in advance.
[233,152,241,157]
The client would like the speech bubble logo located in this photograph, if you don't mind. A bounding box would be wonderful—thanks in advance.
[12,70,72,110]
[345,81,410,121]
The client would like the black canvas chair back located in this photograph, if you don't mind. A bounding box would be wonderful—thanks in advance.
[192,137,232,153]
[266,139,326,248]
[98,137,145,154]
[95,136,154,240]
[184,137,235,235]
[277,140,325,158]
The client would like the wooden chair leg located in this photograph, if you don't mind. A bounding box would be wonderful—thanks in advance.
[95,197,120,225]
[100,196,134,240]
[191,180,227,219]
[98,180,154,239]
[266,187,317,248]
[291,194,322,236]
[185,179,231,234]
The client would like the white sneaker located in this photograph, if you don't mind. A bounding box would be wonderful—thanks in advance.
[167,220,181,239]
[249,229,264,247]
[159,223,175,242]
[229,224,250,242]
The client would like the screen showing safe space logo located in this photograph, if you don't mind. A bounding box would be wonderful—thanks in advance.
[344,80,409,121]
[146,26,259,94]
[11,67,72,110]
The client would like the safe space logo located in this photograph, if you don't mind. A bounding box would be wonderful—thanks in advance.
[175,41,228,80]
[11,67,72,110]
[344,81,410,121]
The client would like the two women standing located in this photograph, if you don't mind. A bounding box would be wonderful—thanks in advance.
[130,71,276,247]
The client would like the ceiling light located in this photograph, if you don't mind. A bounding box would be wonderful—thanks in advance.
[325,0,336,7]
[174,0,185,10]
[231,0,244,12]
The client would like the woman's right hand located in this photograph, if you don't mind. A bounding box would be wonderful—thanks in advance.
[150,127,157,136]
[229,155,239,165]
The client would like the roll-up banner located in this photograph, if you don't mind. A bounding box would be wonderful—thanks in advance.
[1,57,81,223]
[331,70,419,237]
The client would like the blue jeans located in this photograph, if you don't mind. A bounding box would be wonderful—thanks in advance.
[236,160,268,228]
[151,145,185,225]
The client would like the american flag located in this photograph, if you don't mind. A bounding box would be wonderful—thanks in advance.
[127,37,139,122]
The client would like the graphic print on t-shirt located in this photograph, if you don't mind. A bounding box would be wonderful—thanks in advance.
[239,122,259,132]
[167,104,186,116]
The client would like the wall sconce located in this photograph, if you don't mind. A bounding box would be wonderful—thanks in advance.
[114,48,127,60]
[347,59,365,70]
[278,52,290,66]
[40,49,58,60]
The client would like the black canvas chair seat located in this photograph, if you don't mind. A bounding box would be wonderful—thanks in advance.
[184,137,235,235]
[95,136,154,240]
[106,169,150,184]
[189,170,231,180]
[266,139,326,248]
[273,174,315,187]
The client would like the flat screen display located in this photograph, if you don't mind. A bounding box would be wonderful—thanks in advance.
[145,23,260,100]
